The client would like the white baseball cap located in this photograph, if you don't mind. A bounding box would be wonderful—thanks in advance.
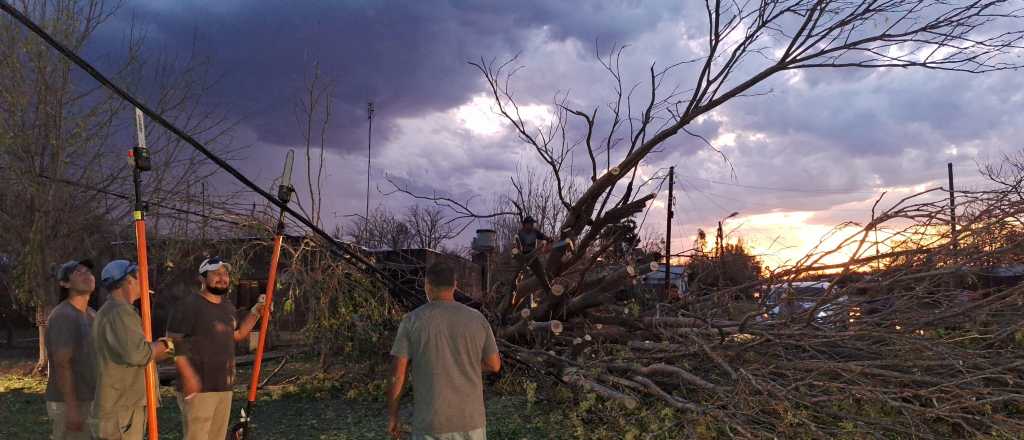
[198,256,232,275]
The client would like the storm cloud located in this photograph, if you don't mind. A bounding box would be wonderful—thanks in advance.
[78,0,1024,256]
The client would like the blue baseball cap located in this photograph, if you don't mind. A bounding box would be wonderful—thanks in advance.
[101,260,139,289]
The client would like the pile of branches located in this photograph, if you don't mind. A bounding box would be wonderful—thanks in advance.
[487,164,1024,438]
[379,1,1024,434]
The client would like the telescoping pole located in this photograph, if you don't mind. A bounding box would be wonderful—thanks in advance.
[235,150,295,440]
[130,108,161,440]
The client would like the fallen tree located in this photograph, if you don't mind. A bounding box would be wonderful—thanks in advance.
[386,1,1024,436]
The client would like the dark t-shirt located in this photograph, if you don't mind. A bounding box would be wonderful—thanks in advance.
[45,301,97,402]
[166,293,237,392]
[516,229,548,253]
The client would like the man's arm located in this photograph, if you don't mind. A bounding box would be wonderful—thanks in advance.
[233,312,260,342]
[386,317,411,438]
[173,355,203,398]
[234,296,267,342]
[161,334,202,396]
[48,328,84,432]
[481,353,501,374]
[387,356,409,438]
[480,319,501,374]
[105,307,164,366]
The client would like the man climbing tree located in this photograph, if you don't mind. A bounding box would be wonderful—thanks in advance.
[514,216,553,298]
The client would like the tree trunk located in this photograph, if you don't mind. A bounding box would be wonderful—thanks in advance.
[3,316,13,348]
[32,305,48,376]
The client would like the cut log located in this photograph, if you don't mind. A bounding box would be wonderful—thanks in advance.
[606,362,726,392]
[630,376,702,412]
[627,340,696,352]
[641,317,740,329]
[561,368,638,409]
[528,320,565,335]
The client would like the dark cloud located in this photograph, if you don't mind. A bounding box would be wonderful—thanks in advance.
[88,0,684,153]
[65,1,1024,252]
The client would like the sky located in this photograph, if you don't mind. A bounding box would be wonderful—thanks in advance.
[75,0,1024,268]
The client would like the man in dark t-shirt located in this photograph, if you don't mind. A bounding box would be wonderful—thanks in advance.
[166,257,266,440]
[514,216,553,298]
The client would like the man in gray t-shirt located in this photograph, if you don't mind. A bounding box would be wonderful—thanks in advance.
[388,262,501,440]
[45,259,97,440]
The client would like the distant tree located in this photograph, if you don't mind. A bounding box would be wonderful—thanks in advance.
[687,239,762,295]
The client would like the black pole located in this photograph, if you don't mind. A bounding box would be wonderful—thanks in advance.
[665,166,674,297]
[366,101,374,220]
[948,162,957,250]
[716,221,723,259]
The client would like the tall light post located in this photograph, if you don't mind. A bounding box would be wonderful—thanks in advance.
[716,211,739,289]
[716,212,739,259]
[365,101,374,220]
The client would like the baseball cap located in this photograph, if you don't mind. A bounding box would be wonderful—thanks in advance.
[198,256,232,275]
[101,260,138,289]
[522,216,536,224]
[56,259,94,282]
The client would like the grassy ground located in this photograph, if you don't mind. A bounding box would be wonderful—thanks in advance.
[0,350,568,440]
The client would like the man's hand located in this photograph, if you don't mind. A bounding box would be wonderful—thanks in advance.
[250,294,272,316]
[387,356,409,439]
[181,370,202,399]
[387,413,402,438]
[175,356,203,400]
[65,404,84,432]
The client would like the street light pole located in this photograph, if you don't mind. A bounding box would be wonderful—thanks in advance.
[366,101,374,220]
[665,167,674,298]
[716,212,739,288]
[716,212,739,259]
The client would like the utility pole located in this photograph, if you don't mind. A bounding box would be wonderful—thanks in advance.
[201,182,207,242]
[716,220,724,259]
[366,101,375,220]
[665,166,674,298]
[948,162,958,250]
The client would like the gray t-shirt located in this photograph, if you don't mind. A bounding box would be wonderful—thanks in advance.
[45,301,97,402]
[390,301,499,435]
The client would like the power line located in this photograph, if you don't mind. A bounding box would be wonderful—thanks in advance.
[0,2,423,304]
[37,173,244,226]
[678,174,878,195]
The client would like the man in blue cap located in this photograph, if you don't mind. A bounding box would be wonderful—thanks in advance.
[45,259,97,439]
[90,260,201,440]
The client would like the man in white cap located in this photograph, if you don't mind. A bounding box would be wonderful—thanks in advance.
[90,260,201,440]
[45,259,97,439]
[166,256,267,440]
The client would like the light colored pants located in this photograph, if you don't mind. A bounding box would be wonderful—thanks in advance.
[413,428,486,440]
[46,401,93,440]
[89,406,146,440]
[176,391,233,440]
